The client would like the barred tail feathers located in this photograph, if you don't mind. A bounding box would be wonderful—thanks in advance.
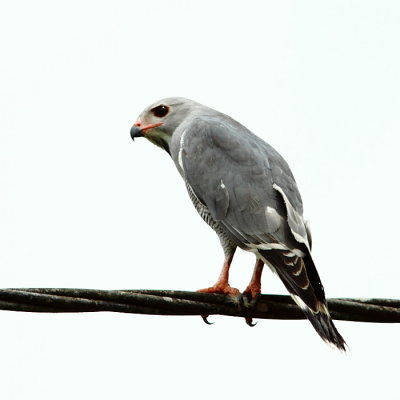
[290,291,347,351]
[259,249,347,351]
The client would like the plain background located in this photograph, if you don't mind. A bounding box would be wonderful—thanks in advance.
[1,1,399,398]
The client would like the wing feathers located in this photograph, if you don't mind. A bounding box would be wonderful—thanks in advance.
[181,117,291,248]
[273,183,310,249]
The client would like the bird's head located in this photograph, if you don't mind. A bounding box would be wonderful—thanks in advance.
[130,97,196,154]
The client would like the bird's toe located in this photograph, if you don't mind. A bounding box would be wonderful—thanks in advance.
[197,284,240,297]
[242,286,261,308]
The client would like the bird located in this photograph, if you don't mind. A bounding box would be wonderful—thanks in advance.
[130,97,346,351]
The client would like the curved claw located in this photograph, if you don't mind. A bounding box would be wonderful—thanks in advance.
[245,317,257,327]
[201,315,214,325]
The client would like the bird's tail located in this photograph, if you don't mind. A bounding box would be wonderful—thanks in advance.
[259,249,347,351]
[293,297,347,351]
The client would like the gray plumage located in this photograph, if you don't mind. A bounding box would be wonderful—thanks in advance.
[130,97,346,351]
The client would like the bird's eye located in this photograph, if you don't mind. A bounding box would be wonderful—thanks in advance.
[151,105,169,118]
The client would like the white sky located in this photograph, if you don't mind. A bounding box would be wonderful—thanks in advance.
[1,1,399,398]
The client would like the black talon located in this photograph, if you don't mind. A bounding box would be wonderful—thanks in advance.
[201,315,214,325]
[245,317,257,327]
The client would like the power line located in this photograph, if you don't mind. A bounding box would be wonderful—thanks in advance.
[0,288,399,323]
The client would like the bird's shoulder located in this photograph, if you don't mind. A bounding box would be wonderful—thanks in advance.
[174,113,310,249]
[179,114,303,209]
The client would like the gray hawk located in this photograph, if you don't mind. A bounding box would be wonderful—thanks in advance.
[130,97,346,351]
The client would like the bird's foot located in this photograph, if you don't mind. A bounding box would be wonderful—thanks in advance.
[197,283,240,297]
[241,283,262,327]
[197,283,240,326]
[242,283,261,308]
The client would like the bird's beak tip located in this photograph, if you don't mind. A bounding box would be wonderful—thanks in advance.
[130,125,143,141]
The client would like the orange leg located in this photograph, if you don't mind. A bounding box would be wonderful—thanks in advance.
[243,259,264,299]
[242,259,264,327]
[197,250,240,296]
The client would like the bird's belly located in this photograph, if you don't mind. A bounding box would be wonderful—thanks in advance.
[185,181,236,256]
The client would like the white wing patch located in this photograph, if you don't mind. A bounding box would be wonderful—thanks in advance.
[264,206,282,232]
[305,219,312,250]
[178,129,187,171]
[273,183,311,250]
[248,242,305,257]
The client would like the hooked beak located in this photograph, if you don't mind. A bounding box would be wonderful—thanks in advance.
[130,121,163,141]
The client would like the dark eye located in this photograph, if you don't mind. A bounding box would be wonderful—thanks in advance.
[151,105,169,118]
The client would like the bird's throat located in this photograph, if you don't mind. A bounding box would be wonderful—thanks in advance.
[145,130,171,155]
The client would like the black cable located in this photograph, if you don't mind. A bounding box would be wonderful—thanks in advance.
[0,288,399,323]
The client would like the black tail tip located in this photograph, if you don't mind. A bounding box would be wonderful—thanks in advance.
[306,310,347,351]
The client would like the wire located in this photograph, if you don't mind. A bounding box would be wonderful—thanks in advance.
[0,288,399,323]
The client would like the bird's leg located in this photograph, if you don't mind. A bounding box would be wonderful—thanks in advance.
[242,259,264,326]
[197,250,240,296]
[243,259,264,300]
